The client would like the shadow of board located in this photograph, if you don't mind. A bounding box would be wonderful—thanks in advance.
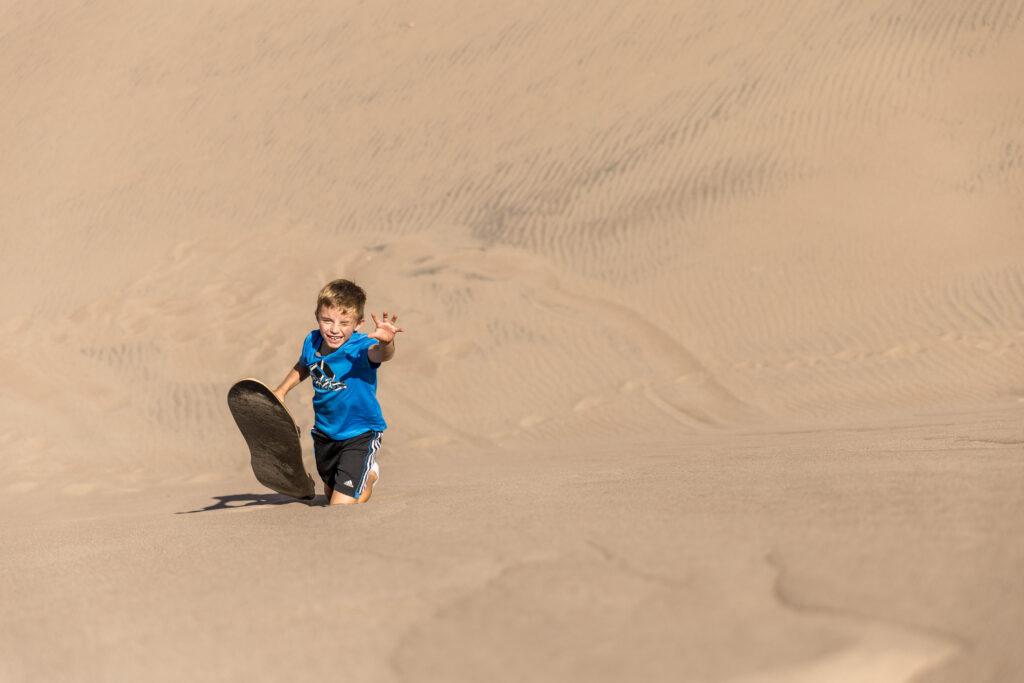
[177,492,321,514]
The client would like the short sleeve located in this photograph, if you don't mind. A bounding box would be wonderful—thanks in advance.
[298,331,315,366]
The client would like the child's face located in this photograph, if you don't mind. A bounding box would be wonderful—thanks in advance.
[316,305,362,351]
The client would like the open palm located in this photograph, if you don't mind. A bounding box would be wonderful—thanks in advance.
[368,311,403,344]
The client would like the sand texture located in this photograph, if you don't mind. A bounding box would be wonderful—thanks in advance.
[1,1,1023,681]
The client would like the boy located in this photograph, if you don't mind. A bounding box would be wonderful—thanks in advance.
[273,279,403,506]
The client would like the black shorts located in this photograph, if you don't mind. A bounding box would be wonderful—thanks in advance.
[312,430,382,498]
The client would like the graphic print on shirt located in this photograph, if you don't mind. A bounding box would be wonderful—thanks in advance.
[309,359,346,392]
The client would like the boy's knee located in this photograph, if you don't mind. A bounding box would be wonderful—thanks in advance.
[328,491,359,506]
[325,471,376,505]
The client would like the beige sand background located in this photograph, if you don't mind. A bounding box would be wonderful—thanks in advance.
[2,1,1023,681]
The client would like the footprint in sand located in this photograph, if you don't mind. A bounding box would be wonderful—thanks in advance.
[573,395,604,412]
[620,379,644,393]
[519,415,547,428]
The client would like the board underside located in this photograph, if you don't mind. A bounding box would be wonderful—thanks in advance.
[227,379,315,500]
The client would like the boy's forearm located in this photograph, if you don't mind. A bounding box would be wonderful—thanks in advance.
[376,339,396,362]
[274,364,307,398]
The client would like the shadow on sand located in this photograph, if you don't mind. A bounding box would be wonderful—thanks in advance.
[177,492,320,514]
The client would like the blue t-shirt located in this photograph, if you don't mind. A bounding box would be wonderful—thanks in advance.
[299,330,387,440]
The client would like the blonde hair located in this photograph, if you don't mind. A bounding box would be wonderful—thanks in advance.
[316,279,366,319]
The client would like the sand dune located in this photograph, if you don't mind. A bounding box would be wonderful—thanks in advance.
[1,1,1022,681]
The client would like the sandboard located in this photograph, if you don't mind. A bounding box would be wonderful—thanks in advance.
[227,378,316,501]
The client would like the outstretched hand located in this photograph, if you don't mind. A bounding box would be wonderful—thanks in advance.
[367,311,404,345]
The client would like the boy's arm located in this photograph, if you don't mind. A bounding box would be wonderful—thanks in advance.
[273,362,309,402]
[368,338,396,364]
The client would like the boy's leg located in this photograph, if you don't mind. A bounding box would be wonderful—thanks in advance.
[329,489,358,505]
[312,431,377,505]
[328,468,377,505]
[359,466,378,503]
[313,432,344,505]
[320,431,382,506]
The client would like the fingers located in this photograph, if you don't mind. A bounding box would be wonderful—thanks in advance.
[372,311,400,328]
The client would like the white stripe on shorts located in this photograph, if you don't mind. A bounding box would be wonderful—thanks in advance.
[354,431,382,498]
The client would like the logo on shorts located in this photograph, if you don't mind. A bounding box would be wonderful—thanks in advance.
[310,360,346,391]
